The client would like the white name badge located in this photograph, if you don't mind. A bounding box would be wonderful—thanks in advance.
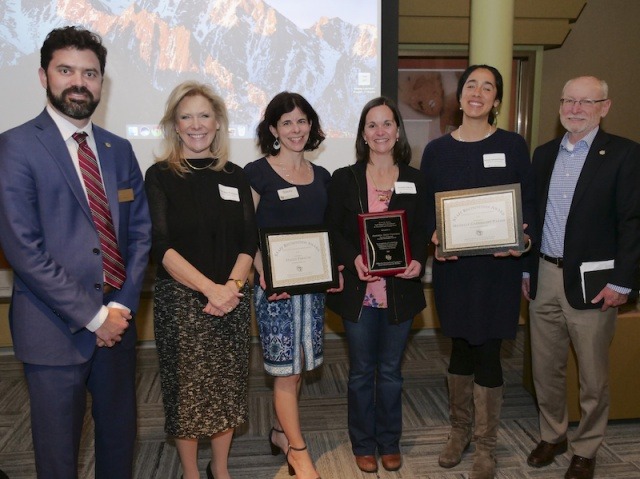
[483,153,506,168]
[394,181,417,194]
[218,184,240,202]
[278,186,300,201]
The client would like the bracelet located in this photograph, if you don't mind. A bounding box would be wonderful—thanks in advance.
[228,278,245,289]
[523,238,532,253]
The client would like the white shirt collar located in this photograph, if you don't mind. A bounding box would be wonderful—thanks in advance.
[46,104,95,142]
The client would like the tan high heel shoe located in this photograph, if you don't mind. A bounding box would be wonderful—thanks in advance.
[286,444,321,479]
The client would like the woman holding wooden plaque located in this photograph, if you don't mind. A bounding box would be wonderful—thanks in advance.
[420,65,536,479]
[325,97,429,474]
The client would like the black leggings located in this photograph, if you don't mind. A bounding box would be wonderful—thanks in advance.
[448,337,503,388]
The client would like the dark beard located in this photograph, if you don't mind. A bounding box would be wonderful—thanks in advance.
[47,85,100,120]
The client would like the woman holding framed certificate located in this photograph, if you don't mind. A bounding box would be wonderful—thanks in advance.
[244,92,332,479]
[420,65,536,479]
[325,97,429,474]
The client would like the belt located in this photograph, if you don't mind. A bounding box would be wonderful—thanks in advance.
[540,252,563,268]
[103,284,115,294]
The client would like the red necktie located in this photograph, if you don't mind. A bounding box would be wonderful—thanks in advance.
[73,132,126,289]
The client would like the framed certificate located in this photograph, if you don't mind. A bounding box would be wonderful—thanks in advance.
[259,225,339,295]
[435,184,525,257]
[358,210,411,276]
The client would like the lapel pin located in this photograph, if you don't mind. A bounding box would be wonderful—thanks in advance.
[599,150,605,155]
[105,142,112,148]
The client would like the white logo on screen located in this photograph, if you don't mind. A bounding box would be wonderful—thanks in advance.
[358,72,371,86]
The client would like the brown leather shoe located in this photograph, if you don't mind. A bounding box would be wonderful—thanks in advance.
[355,455,378,473]
[565,455,596,479]
[527,439,568,467]
[381,453,402,471]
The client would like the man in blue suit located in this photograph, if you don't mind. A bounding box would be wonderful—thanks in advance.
[0,26,151,478]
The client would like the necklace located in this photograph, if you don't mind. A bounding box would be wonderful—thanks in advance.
[275,160,312,179]
[457,124,493,142]
[367,165,396,202]
[184,158,215,170]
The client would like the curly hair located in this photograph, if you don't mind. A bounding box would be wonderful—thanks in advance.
[256,92,325,156]
[41,26,107,74]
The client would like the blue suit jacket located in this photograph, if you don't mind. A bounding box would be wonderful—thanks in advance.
[0,109,152,365]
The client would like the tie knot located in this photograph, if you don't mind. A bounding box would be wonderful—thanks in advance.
[73,132,88,144]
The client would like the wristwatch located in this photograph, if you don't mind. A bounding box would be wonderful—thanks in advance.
[228,278,245,290]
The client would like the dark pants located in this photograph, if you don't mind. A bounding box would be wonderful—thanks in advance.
[448,337,504,387]
[24,326,137,479]
[343,307,413,456]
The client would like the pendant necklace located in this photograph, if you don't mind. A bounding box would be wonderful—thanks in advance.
[184,158,215,170]
[367,166,395,202]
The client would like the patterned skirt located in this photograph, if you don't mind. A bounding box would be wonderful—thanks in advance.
[254,285,325,376]
[154,278,250,438]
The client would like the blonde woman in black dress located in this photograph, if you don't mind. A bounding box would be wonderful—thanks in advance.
[145,81,257,479]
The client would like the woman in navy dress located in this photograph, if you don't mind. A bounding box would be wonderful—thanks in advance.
[244,92,334,479]
[420,65,536,479]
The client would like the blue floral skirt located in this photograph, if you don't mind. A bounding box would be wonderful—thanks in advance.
[254,286,325,376]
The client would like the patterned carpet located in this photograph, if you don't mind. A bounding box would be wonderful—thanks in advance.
[0,327,639,478]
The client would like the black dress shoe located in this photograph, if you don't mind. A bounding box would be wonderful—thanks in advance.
[527,439,568,467]
[565,455,596,479]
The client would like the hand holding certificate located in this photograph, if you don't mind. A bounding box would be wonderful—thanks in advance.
[435,184,526,257]
[259,225,339,295]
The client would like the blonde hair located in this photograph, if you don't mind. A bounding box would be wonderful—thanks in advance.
[156,81,230,174]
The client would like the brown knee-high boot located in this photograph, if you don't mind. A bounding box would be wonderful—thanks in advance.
[439,374,474,468]
[470,383,503,479]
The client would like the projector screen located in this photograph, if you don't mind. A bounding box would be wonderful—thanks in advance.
[0,0,385,173]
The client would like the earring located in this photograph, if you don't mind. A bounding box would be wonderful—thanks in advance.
[273,138,281,150]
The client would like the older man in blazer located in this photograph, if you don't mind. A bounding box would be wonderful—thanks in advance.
[0,27,151,478]
[522,76,640,479]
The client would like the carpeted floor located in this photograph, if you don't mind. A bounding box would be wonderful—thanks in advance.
[0,327,639,478]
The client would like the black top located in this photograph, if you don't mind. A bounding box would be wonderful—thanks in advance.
[145,159,257,285]
[420,129,536,344]
[325,162,429,323]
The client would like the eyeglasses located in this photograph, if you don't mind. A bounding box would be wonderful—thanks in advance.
[559,98,607,107]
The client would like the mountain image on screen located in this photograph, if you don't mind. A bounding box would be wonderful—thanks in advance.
[0,0,379,139]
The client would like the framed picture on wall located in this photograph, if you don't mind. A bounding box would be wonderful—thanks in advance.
[397,54,536,169]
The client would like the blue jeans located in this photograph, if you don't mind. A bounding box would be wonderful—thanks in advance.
[343,306,413,455]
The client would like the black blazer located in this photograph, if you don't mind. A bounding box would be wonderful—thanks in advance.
[529,129,640,309]
[325,162,429,323]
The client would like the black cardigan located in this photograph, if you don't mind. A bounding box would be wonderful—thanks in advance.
[325,161,429,323]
